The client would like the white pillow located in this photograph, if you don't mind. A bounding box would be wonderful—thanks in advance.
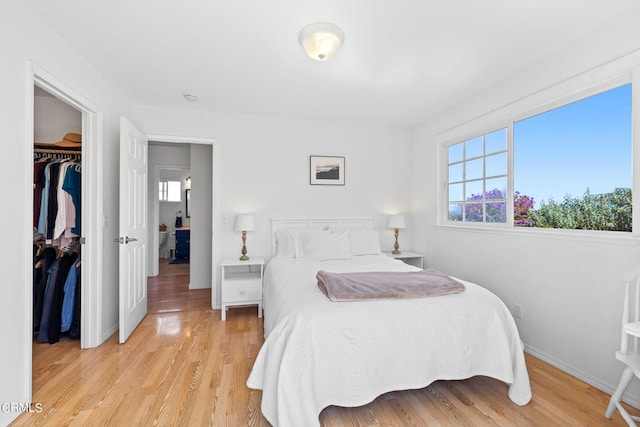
[347,229,382,255]
[299,230,352,261]
[275,230,299,258]
[291,229,330,258]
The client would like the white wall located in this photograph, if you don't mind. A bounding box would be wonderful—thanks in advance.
[190,144,213,290]
[411,14,640,405]
[1,2,134,424]
[134,107,413,307]
[34,93,82,143]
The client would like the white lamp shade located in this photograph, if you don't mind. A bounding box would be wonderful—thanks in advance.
[387,215,406,229]
[299,22,344,61]
[234,214,255,232]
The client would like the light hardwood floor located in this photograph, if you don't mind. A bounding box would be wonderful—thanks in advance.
[12,264,638,426]
[149,259,210,314]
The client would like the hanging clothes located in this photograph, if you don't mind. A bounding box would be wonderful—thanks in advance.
[34,154,81,248]
[62,164,81,236]
[33,146,82,344]
[45,161,63,240]
[53,162,79,240]
[36,250,77,344]
[60,257,80,333]
[33,159,48,228]
[68,268,81,339]
[33,246,56,331]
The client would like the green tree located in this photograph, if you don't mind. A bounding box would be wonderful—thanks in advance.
[528,188,632,232]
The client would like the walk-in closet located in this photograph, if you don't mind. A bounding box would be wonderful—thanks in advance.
[32,85,82,346]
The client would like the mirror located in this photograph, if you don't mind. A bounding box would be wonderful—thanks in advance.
[185,189,191,218]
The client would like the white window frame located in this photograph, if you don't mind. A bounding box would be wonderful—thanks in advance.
[446,128,510,224]
[437,70,638,242]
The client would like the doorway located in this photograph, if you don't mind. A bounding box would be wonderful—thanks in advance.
[147,141,212,313]
[27,67,104,418]
[33,84,83,346]
[31,69,103,350]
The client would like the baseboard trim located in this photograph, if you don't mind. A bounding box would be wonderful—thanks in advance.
[524,344,640,409]
[101,323,119,345]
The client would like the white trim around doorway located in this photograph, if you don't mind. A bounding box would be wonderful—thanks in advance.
[30,64,104,350]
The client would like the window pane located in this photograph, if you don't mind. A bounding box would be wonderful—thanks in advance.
[465,203,483,222]
[486,128,506,154]
[448,143,463,164]
[448,204,463,221]
[167,181,181,202]
[447,128,510,225]
[449,183,463,202]
[465,137,483,159]
[448,163,463,183]
[466,180,483,200]
[486,202,507,223]
[514,84,632,231]
[466,158,483,181]
[486,152,506,177]
[485,177,506,199]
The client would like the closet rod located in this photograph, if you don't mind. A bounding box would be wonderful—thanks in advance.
[34,148,81,156]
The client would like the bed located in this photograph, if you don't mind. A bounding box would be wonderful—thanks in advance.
[246,218,531,427]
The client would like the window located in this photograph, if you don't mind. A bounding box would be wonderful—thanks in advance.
[445,83,632,232]
[447,129,508,223]
[159,180,181,202]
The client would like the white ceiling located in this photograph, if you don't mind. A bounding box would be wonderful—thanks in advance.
[26,0,640,128]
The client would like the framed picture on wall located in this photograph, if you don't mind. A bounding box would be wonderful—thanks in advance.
[310,156,345,185]
[185,189,191,218]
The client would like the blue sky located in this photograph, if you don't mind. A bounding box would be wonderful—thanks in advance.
[514,84,632,208]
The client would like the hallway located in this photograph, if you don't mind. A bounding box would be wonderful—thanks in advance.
[148,258,211,313]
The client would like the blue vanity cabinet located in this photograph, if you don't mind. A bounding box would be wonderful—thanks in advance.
[175,229,190,259]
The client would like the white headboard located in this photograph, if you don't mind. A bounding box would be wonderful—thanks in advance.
[271,217,374,257]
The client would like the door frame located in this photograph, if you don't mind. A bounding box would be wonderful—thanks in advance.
[28,64,104,355]
[146,135,218,307]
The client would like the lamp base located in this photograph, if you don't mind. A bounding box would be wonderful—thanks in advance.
[392,228,401,255]
[239,231,249,261]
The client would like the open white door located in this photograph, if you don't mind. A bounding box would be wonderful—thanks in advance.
[118,117,148,343]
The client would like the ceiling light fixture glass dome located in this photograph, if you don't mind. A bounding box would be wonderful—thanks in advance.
[298,22,345,61]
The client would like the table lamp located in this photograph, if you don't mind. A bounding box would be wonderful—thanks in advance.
[234,214,255,261]
[387,215,406,255]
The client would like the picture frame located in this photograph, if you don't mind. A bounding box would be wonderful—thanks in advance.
[310,156,345,186]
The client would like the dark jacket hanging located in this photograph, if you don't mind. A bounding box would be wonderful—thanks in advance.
[33,246,57,331]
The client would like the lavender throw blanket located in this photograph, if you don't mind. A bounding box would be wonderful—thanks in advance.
[316,268,465,302]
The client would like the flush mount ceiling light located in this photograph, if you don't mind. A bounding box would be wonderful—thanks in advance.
[298,22,345,61]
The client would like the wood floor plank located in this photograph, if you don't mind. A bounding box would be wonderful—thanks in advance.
[12,266,638,426]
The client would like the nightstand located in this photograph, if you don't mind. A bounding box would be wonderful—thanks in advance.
[385,251,424,268]
[220,257,265,321]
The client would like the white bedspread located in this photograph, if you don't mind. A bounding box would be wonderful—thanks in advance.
[247,255,531,427]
